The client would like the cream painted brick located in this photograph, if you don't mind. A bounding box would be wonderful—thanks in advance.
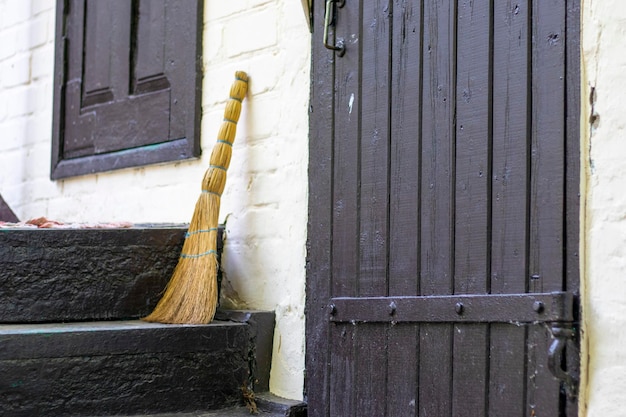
[205,1,249,21]
[2,53,30,87]
[223,7,277,57]
[20,178,58,201]
[30,80,52,112]
[0,24,32,55]
[240,93,278,140]
[0,148,24,180]
[0,26,17,60]
[17,200,50,219]
[22,14,49,49]
[202,57,281,109]
[202,22,223,64]
[3,0,31,28]
[26,107,52,143]
[5,84,38,117]
[31,44,53,80]
[0,117,30,151]
[245,54,282,97]
[0,94,6,121]
[24,142,50,177]
[31,0,53,16]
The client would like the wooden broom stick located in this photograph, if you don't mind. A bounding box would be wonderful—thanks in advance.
[143,71,248,324]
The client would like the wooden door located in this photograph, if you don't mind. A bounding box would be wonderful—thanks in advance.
[306,1,580,416]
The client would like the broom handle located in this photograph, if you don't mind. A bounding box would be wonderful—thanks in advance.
[203,72,248,196]
[218,71,248,146]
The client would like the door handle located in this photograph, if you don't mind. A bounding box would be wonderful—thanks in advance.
[323,0,345,56]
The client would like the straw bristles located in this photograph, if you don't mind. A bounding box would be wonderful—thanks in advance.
[143,71,248,324]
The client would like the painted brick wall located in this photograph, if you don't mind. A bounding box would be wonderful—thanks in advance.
[581,0,626,415]
[0,0,56,217]
[0,0,310,400]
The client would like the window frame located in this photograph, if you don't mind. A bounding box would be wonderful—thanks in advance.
[51,0,204,180]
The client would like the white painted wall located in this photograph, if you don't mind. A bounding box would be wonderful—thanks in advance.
[0,0,310,400]
[580,1,626,415]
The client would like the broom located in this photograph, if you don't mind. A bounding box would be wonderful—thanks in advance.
[143,71,248,324]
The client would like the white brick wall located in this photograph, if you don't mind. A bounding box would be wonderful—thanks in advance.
[0,0,310,401]
[582,1,626,415]
[0,0,55,216]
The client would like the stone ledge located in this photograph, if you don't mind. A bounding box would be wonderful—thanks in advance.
[0,226,223,323]
[0,312,275,417]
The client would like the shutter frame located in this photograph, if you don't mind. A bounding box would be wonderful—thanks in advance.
[51,0,203,180]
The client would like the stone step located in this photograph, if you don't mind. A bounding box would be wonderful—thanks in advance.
[0,225,223,323]
[0,311,274,417]
[102,393,306,417]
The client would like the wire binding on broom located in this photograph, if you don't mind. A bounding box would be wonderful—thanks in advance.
[143,71,248,324]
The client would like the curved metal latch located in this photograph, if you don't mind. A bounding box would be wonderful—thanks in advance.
[548,323,578,398]
[323,0,345,56]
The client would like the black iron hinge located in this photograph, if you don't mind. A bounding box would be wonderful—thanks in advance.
[547,293,580,400]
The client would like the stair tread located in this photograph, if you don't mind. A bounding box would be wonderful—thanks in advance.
[0,314,278,416]
[106,407,284,416]
[0,319,240,334]
[0,319,248,360]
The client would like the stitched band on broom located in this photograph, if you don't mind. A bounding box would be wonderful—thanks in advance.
[143,71,249,324]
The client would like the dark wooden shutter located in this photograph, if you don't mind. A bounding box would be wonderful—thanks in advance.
[307,0,580,416]
[51,0,203,179]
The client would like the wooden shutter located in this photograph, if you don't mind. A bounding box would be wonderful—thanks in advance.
[51,0,203,179]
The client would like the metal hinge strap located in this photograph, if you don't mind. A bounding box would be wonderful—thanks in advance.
[328,292,574,323]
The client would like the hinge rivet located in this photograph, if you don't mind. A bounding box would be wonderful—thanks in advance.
[389,301,397,316]
[455,302,464,315]
[533,301,544,313]
[329,304,337,316]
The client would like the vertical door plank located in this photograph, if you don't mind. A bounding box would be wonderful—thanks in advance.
[489,1,530,415]
[564,2,581,415]
[452,1,491,415]
[332,0,361,299]
[389,0,422,297]
[329,324,357,417]
[564,0,581,296]
[489,325,528,417]
[419,1,455,415]
[305,1,337,415]
[355,3,390,413]
[387,325,419,417]
[529,0,565,293]
[420,0,455,297]
[355,325,387,417]
[328,2,362,415]
[388,2,422,415]
[527,0,566,414]
[358,0,391,297]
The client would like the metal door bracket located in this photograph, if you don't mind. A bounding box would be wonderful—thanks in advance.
[547,323,579,399]
[328,292,574,323]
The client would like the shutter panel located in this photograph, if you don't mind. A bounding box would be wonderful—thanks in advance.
[51,0,203,179]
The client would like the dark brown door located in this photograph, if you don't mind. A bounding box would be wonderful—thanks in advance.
[306,1,580,416]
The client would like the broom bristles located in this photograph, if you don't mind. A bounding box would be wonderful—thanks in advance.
[143,71,248,324]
